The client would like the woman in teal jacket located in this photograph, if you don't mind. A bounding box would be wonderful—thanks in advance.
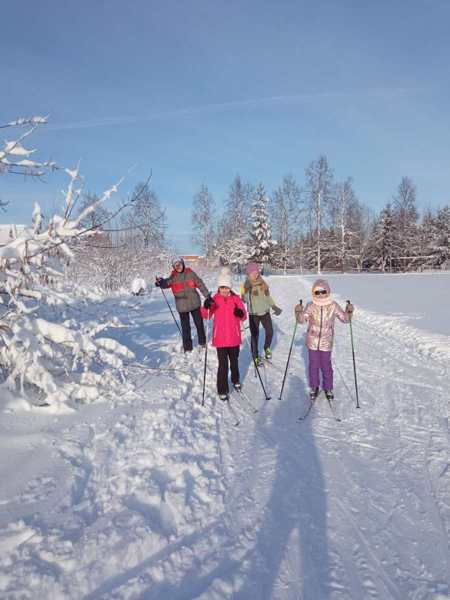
[241,262,282,365]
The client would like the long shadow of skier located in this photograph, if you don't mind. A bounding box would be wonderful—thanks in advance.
[233,332,331,599]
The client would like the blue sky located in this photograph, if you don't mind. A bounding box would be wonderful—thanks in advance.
[2,0,450,251]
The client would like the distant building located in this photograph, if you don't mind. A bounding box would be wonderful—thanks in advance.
[0,224,26,247]
[182,255,204,263]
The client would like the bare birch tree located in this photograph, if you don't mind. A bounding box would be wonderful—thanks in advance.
[191,184,216,259]
[123,184,166,251]
[271,174,302,272]
[305,155,334,273]
[392,176,419,269]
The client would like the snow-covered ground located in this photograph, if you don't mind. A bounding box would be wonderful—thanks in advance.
[1,273,449,600]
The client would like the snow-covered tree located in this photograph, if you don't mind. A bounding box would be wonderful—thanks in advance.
[347,204,373,272]
[325,178,362,272]
[391,176,419,269]
[68,180,166,292]
[219,175,253,240]
[0,166,135,408]
[271,174,302,271]
[423,206,450,268]
[248,183,277,264]
[305,155,334,273]
[368,203,397,272]
[191,184,216,259]
[213,236,251,267]
[122,183,166,251]
[213,175,254,269]
[0,117,142,408]
[76,192,111,230]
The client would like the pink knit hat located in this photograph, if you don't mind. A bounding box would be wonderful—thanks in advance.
[246,262,260,275]
[311,279,332,306]
[312,279,331,295]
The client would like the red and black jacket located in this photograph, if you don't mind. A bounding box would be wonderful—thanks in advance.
[159,268,209,314]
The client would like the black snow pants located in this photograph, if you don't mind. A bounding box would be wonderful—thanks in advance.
[249,312,273,358]
[216,346,240,395]
[180,308,206,352]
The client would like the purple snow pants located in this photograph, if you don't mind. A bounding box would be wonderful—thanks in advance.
[308,349,333,391]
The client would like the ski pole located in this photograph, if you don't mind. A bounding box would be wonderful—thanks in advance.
[157,278,182,338]
[252,354,271,401]
[202,309,210,406]
[279,299,301,401]
[248,288,264,380]
[346,300,360,409]
[247,278,271,400]
[249,317,258,380]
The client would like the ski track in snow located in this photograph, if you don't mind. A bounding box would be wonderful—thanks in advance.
[0,276,449,599]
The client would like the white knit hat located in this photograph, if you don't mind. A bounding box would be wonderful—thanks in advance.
[217,267,232,288]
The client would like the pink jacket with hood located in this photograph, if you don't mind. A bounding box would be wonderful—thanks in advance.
[201,291,247,348]
[296,279,349,351]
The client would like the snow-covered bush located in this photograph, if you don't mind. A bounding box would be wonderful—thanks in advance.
[131,277,147,295]
[213,235,251,267]
[0,117,135,409]
[65,241,170,293]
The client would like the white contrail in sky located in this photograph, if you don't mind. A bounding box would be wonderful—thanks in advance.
[47,87,418,132]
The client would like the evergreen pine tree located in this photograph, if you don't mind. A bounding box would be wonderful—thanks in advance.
[249,183,277,264]
[369,204,397,272]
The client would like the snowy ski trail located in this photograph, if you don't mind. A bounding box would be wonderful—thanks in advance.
[0,277,449,599]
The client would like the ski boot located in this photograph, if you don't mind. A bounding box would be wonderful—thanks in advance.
[309,387,320,400]
[254,356,263,367]
[233,383,242,392]
[265,347,272,360]
[218,394,229,402]
[324,390,334,400]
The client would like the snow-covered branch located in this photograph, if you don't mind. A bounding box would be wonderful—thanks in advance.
[0,116,57,177]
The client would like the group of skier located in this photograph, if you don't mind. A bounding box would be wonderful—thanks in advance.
[155,257,354,404]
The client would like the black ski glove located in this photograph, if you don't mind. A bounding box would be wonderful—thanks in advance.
[203,295,215,309]
[272,305,282,316]
[155,276,162,287]
[234,306,244,318]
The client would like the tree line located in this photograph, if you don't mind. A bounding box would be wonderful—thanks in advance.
[191,156,450,273]
[2,116,449,287]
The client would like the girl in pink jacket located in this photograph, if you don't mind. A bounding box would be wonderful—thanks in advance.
[202,268,247,400]
[295,279,353,401]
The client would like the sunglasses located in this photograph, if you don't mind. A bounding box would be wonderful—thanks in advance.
[314,289,328,296]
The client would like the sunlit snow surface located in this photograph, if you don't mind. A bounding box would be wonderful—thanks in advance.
[1,273,449,600]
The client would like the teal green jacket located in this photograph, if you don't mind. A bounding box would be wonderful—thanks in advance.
[241,277,276,316]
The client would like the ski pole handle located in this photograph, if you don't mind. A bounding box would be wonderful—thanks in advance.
[295,299,303,317]
[346,299,353,320]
